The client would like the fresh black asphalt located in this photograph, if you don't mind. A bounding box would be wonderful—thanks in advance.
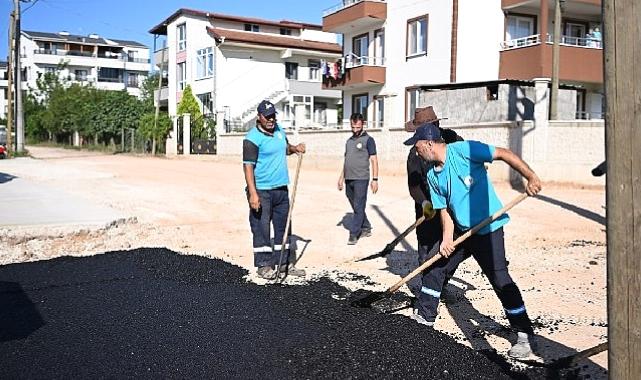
[0,248,543,379]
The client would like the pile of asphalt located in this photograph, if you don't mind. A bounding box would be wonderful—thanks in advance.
[1,248,535,379]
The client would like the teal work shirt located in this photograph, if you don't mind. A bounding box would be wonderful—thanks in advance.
[427,141,509,235]
[242,124,289,190]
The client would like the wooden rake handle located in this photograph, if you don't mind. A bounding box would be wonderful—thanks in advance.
[387,193,529,294]
[275,153,304,273]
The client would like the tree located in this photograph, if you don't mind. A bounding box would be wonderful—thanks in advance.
[177,85,204,138]
[139,112,172,154]
[140,73,159,113]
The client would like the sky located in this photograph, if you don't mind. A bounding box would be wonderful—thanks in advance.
[0,0,339,60]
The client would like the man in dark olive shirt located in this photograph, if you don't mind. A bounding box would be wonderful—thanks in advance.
[405,107,464,327]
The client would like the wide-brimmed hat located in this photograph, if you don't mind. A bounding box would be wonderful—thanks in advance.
[404,106,447,132]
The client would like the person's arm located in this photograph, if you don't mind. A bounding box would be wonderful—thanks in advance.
[369,155,379,193]
[243,139,260,210]
[243,164,260,210]
[439,209,455,257]
[407,150,428,204]
[337,165,345,191]
[287,142,306,155]
[493,147,542,196]
[368,137,379,193]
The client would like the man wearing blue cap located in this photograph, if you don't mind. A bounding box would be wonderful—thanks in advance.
[243,100,306,279]
[404,122,542,359]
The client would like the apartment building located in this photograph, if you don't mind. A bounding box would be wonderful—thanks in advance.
[20,30,150,97]
[500,0,603,119]
[322,0,603,127]
[149,8,342,132]
[0,61,8,121]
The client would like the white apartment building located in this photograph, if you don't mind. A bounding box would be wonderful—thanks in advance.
[20,30,150,97]
[322,0,603,126]
[0,61,8,121]
[149,9,342,132]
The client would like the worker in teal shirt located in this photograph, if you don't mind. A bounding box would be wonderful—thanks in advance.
[243,100,306,280]
[404,122,542,360]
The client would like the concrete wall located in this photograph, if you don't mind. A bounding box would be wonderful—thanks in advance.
[419,83,577,125]
[216,120,605,186]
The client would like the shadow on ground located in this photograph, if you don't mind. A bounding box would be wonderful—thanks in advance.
[369,205,606,379]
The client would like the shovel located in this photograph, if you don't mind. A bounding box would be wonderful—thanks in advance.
[274,153,303,281]
[351,193,529,308]
[356,215,428,262]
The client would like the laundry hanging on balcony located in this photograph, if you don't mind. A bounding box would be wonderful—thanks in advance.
[321,59,343,80]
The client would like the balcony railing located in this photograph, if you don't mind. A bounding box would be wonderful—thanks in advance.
[502,34,604,50]
[97,77,123,83]
[323,0,386,17]
[547,34,602,48]
[501,34,541,50]
[127,57,150,63]
[66,50,95,57]
[344,53,385,68]
[127,80,139,88]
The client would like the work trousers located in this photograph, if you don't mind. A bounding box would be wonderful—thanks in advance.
[416,228,534,334]
[345,179,371,237]
[248,187,291,268]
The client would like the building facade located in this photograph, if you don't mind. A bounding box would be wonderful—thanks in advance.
[322,0,603,127]
[0,61,8,121]
[149,9,343,133]
[20,30,150,97]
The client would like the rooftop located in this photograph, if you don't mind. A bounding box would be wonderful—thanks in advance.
[23,30,147,48]
[149,8,323,35]
[206,27,341,54]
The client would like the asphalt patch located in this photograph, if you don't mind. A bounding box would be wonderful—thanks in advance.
[1,248,542,379]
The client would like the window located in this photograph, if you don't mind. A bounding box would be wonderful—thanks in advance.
[352,93,368,119]
[374,96,384,128]
[314,102,327,125]
[197,92,213,114]
[177,62,186,90]
[486,84,499,101]
[75,69,88,81]
[196,47,214,79]
[374,29,385,65]
[308,59,320,81]
[98,67,122,82]
[177,23,186,51]
[352,33,369,65]
[506,15,535,41]
[127,73,139,88]
[406,88,419,120]
[244,23,259,32]
[280,28,292,36]
[285,62,298,80]
[44,66,57,74]
[407,16,428,57]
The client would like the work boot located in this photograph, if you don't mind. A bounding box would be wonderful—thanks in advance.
[360,228,372,238]
[256,266,277,280]
[409,309,435,328]
[279,264,306,277]
[508,332,537,359]
[348,234,359,245]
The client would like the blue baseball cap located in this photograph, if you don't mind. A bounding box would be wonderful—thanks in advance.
[403,122,442,146]
[257,100,277,117]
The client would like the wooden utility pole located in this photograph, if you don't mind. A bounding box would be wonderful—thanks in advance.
[550,0,562,120]
[604,0,641,378]
[6,11,15,157]
[14,0,24,153]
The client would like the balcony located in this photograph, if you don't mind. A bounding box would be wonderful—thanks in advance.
[154,86,169,103]
[502,0,601,9]
[322,55,385,90]
[499,34,603,83]
[154,48,169,66]
[323,0,386,34]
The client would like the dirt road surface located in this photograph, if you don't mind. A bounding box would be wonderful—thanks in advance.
[0,146,607,378]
